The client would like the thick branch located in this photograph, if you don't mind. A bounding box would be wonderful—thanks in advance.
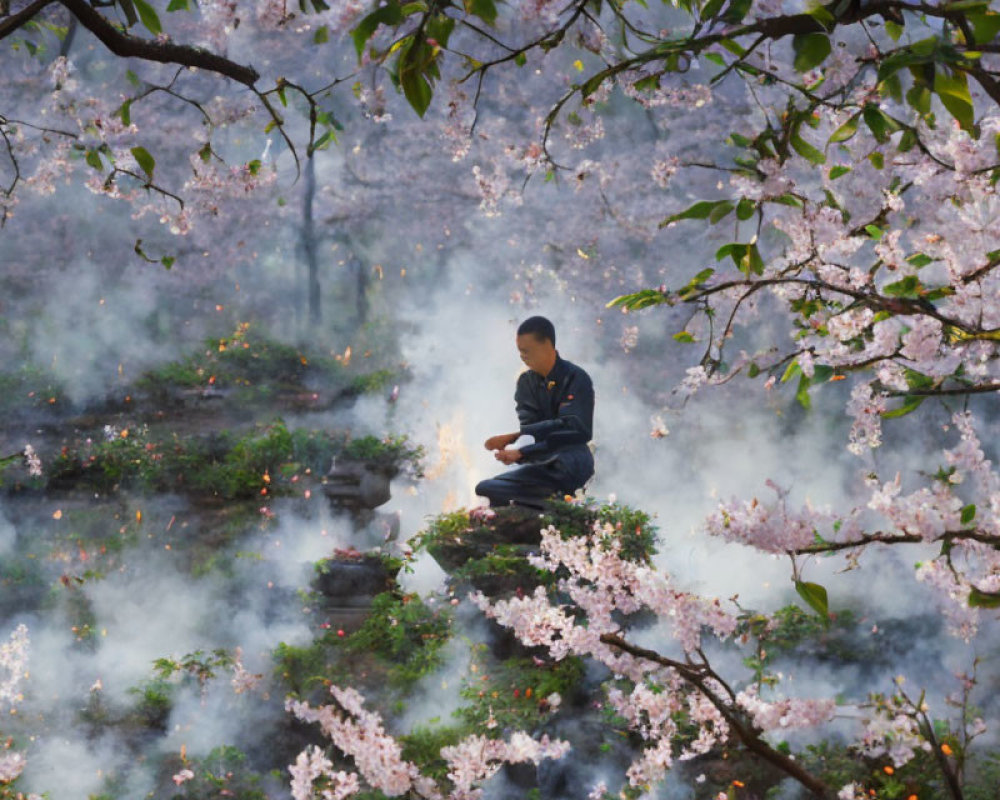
[600,633,832,798]
[0,0,57,39]
[57,0,259,86]
[793,527,1000,556]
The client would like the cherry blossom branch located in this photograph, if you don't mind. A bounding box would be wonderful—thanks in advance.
[0,0,56,39]
[56,0,260,86]
[600,633,833,798]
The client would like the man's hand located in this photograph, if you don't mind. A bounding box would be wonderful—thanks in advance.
[494,448,523,465]
[485,432,519,451]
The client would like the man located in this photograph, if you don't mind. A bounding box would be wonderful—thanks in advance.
[475,316,594,508]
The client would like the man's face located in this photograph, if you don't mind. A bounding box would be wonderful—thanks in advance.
[516,333,553,375]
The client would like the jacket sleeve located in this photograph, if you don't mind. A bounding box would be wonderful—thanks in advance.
[515,374,546,427]
[519,373,593,458]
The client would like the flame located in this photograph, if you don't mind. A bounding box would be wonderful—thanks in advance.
[424,413,479,509]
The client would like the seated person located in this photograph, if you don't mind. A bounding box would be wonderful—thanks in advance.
[476,316,594,508]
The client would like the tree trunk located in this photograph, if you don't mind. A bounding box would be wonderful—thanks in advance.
[303,152,320,324]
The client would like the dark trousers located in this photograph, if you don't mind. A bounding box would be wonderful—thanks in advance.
[475,462,569,509]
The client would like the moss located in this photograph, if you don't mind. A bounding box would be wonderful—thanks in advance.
[134,323,404,408]
[40,422,423,500]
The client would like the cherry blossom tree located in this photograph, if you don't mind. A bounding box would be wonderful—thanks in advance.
[5,0,1000,797]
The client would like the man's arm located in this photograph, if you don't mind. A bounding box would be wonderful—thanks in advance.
[485,432,519,451]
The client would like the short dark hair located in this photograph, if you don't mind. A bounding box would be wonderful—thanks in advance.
[517,316,556,346]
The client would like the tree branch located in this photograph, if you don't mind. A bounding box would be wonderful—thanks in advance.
[57,0,260,86]
[0,0,57,39]
[600,633,833,798]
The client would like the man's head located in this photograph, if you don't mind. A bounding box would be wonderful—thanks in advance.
[516,316,557,376]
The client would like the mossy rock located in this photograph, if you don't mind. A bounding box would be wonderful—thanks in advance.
[421,506,545,573]
[313,552,401,605]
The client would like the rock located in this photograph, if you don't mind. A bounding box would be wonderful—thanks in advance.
[313,552,399,606]
[323,460,392,510]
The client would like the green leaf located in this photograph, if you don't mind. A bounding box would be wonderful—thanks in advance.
[869,151,884,169]
[720,0,752,23]
[736,197,756,220]
[85,149,104,171]
[514,52,527,67]
[969,10,1000,45]
[829,113,860,143]
[906,84,933,116]
[606,289,669,311]
[899,128,918,152]
[166,0,189,10]
[132,0,163,35]
[115,99,132,127]
[352,2,404,59]
[881,395,924,418]
[906,253,934,268]
[277,85,288,107]
[885,19,904,41]
[314,25,330,43]
[198,141,212,163]
[865,224,884,240]
[968,587,1000,608]
[961,504,976,525]
[934,69,975,132]
[828,165,851,179]
[708,200,735,223]
[313,129,337,150]
[161,256,175,269]
[795,580,829,619]
[673,331,695,343]
[883,275,922,297]
[399,56,433,117]
[581,73,606,99]
[805,3,835,30]
[774,193,804,207]
[131,146,155,181]
[700,0,726,21]
[796,374,812,409]
[469,0,497,25]
[780,360,801,384]
[792,33,831,72]
[661,199,731,226]
[125,69,141,88]
[426,14,455,47]
[863,104,900,144]
[790,124,826,165]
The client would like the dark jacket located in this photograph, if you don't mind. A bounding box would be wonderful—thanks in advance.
[515,354,594,490]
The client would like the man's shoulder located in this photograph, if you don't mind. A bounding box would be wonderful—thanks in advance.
[560,358,593,386]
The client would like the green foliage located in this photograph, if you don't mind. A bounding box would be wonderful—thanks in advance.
[166,745,275,800]
[153,648,235,686]
[344,592,453,686]
[40,421,422,498]
[275,592,452,698]
[0,363,66,416]
[126,678,174,729]
[398,725,466,782]
[457,651,585,733]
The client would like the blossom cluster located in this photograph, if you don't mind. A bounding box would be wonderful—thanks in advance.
[706,412,1000,639]
[286,685,569,799]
